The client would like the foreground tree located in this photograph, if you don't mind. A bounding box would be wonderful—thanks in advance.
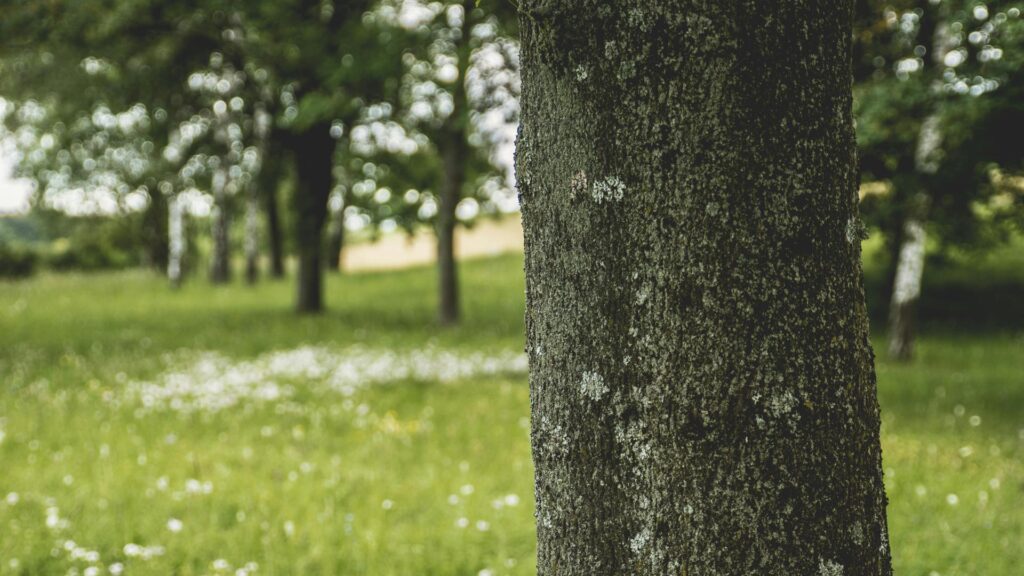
[517,2,892,573]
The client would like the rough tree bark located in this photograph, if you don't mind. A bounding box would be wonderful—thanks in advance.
[167,193,185,289]
[209,166,231,284]
[291,122,336,313]
[516,2,892,574]
[435,0,475,326]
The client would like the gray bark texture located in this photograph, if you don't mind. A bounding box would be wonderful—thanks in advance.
[516,2,892,574]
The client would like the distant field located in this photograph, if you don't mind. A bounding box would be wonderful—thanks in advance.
[0,244,1021,575]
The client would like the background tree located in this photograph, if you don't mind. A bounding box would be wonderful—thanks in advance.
[517,1,890,573]
[378,0,520,324]
[854,0,1024,359]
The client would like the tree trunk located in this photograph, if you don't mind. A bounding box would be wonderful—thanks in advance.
[435,0,475,326]
[167,193,185,289]
[209,167,231,284]
[244,188,260,285]
[516,3,891,575]
[886,17,951,359]
[325,189,346,272]
[142,187,169,271]
[291,122,336,313]
[245,107,272,285]
[262,144,286,279]
[888,215,926,361]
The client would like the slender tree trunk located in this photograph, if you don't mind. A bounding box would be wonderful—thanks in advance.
[142,188,169,271]
[262,144,286,279]
[244,190,260,284]
[887,16,951,360]
[209,167,231,284]
[245,107,272,285]
[437,130,465,325]
[167,193,186,289]
[291,122,336,313]
[888,212,926,360]
[435,0,475,326]
[325,189,346,272]
[516,2,891,574]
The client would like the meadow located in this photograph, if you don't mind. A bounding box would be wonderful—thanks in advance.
[0,243,1022,575]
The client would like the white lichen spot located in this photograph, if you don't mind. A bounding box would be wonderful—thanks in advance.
[592,177,626,204]
[615,421,652,462]
[570,170,588,200]
[851,520,865,546]
[574,65,589,81]
[845,217,860,245]
[580,371,608,401]
[604,40,619,60]
[819,558,844,576]
[629,527,651,555]
[767,390,798,419]
[636,283,652,306]
[539,416,570,456]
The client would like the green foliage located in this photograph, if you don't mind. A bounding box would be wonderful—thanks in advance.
[854,0,1024,254]
[0,242,39,279]
[39,212,146,272]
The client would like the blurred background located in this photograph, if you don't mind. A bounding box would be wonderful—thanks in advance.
[0,1,1022,575]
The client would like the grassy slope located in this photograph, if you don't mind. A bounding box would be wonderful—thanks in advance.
[0,248,1022,575]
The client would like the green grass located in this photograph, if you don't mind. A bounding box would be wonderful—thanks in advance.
[1,250,1022,575]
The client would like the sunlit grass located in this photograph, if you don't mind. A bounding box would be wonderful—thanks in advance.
[1,251,1022,575]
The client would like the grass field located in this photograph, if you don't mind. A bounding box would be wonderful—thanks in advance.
[1,245,1022,575]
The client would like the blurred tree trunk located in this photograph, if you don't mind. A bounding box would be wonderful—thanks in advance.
[262,139,286,279]
[435,0,475,326]
[325,188,346,273]
[291,122,336,313]
[209,167,231,284]
[888,208,927,361]
[517,2,891,574]
[167,193,186,289]
[142,187,169,271]
[887,18,952,361]
[245,106,272,285]
[244,189,261,284]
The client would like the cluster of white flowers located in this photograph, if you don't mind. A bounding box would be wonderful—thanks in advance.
[124,346,528,413]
